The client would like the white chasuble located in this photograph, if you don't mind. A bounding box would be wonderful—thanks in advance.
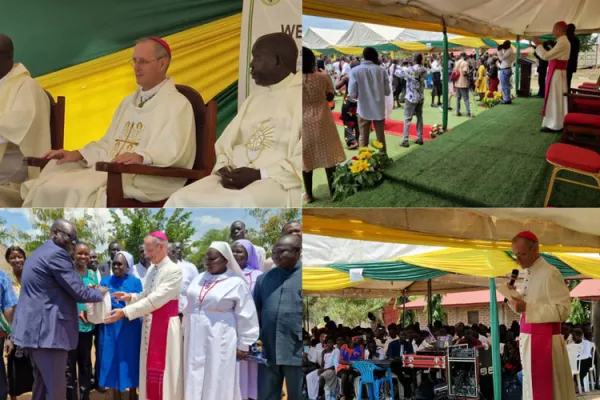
[164,73,302,208]
[124,256,183,400]
[0,63,51,187]
[535,36,570,130]
[21,78,195,207]
[513,257,575,400]
[183,270,259,400]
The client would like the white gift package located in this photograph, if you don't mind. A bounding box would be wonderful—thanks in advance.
[85,292,112,324]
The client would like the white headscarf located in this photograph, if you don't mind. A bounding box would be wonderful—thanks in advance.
[208,241,248,284]
[115,250,134,272]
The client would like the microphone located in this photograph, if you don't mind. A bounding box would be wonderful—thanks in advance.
[504,269,519,303]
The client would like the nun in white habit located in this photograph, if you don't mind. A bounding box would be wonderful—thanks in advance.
[182,241,260,400]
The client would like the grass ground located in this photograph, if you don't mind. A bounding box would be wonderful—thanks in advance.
[305,69,600,207]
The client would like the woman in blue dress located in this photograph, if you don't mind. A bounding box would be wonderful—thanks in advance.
[98,251,143,400]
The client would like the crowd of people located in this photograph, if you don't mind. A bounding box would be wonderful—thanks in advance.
[301,22,589,202]
[0,219,303,400]
[302,315,598,400]
[0,32,302,208]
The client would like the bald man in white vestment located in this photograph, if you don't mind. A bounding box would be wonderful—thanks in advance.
[164,33,301,208]
[21,37,195,207]
[0,35,51,207]
[534,21,571,132]
[508,231,575,400]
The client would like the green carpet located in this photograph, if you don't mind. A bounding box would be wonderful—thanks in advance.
[306,97,600,208]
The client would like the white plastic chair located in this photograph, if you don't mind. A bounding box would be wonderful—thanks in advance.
[567,343,583,394]
[583,343,596,392]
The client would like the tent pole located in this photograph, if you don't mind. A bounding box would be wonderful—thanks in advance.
[427,279,433,328]
[442,21,449,131]
[515,35,521,97]
[489,278,502,400]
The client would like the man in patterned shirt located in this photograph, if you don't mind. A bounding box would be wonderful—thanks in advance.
[398,53,427,148]
[0,269,17,399]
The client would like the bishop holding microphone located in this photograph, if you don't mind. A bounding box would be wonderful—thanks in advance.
[507,231,575,400]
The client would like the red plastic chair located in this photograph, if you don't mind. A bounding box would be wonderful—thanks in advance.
[544,143,600,206]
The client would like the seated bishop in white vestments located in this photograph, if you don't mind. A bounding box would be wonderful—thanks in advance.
[21,37,195,207]
[0,35,51,206]
[534,22,571,132]
[164,33,301,208]
[508,231,574,400]
[105,231,184,400]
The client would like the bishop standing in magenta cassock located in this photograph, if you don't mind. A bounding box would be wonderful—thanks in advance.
[104,231,183,400]
[533,21,571,133]
[508,231,575,400]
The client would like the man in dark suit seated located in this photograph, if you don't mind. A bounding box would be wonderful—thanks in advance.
[11,218,106,400]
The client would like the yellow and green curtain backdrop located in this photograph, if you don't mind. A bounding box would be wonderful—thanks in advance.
[2,0,244,150]
[303,250,600,292]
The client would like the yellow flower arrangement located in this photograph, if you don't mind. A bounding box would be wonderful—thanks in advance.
[349,159,371,174]
[358,147,370,153]
[358,151,373,160]
[371,140,384,150]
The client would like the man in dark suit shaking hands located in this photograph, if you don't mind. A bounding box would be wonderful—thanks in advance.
[11,218,106,400]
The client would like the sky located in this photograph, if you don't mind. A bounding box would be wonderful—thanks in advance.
[0,208,278,252]
[303,15,352,31]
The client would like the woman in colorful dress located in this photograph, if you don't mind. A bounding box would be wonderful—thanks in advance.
[182,242,259,400]
[475,59,489,101]
[4,245,34,400]
[98,251,143,400]
[302,47,346,203]
[232,239,263,400]
[66,243,97,400]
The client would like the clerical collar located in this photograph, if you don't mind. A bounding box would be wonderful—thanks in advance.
[0,64,16,89]
[528,257,544,271]
[154,255,170,269]
[266,73,296,92]
[138,78,168,106]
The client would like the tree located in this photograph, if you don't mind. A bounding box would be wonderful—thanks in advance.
[11,209,107,255]
[396,296,418,327]
[306,297,390,328]
[423,294,446,326]
[249,208,301,252]
[108,208,196,263]
[187,227,231,271]
[569,297,590,324]
[580,34,597,53]
[0,217,9,247]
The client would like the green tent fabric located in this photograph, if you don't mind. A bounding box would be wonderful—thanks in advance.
[482,38,501,48]
[314,48,344,56]
[2,0,242,78]
[327,252,581,282]
[370,43,403,52]
[418,40,461,49]
[505,252,580,277]
[329,260,451,281]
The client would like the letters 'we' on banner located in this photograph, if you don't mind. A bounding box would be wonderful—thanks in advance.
[238,0,302,107]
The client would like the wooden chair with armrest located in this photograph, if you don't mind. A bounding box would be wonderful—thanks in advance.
[23,90,66,169]
[95,84,218,208]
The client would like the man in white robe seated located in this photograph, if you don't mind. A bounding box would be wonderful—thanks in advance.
[21,36,195,207]
[164,33,301,208]
[533,21,571,133]
[0,34,51,207]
